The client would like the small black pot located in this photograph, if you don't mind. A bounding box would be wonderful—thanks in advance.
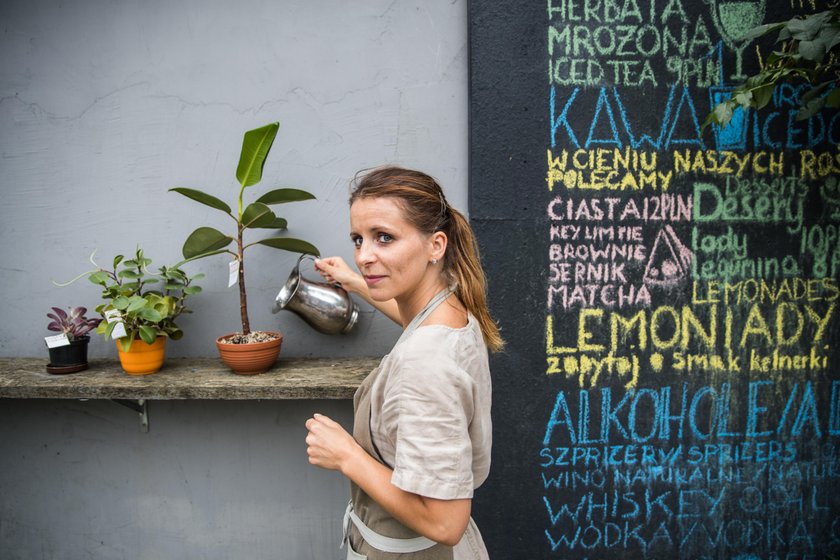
[46,335,90,374]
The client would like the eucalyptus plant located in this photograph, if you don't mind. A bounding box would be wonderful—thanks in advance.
[705,9,840,129]
[170,122,319,337]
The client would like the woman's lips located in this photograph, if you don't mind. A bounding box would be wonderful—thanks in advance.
[364,275,385,286]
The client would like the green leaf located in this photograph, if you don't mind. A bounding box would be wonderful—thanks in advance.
[182,227,233,260]
[236,122,279,187]
[734,90,753,107]
[801,82,831,103]
[799,39,826,61]
[138,325,158,345]
[113,296,131,310]
[256,188,317,205]
[138,307,163,323]
[752,84,774,110]
[126,296,148,313]
[117,269,143,279]
[745,21,785,42]
[255,237,320,256]
[710,100,735,129]
[250,217,288,229]
[796,96,826,120]
[118,334,135,353]
[113,254,124,268]
[183,285,203,295]
[88,271,110,285]
[103,321,117,339]
[242,202,277,228]
[169,187,232,214]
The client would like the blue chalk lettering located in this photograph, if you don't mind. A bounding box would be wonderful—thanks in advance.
[717,383,742,437]
[786,110,805,149]
[629,389,660,443]
[689,386,717,440]
[612,88,666,149]
[747,380,774,438]
[544,390,576,446]
[659,384,687,440]
[578,389,596,444]
[550,86,580,149]
[601,387,631,442]
[830,381,840,436]
[586,87,622,148]
[792,382,822,438]
[665,86,705,149]
[776,383,799,435]
[645,488,673,523]
[544,494,586,525]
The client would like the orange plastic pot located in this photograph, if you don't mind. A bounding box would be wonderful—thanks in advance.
[116,336,167,375]
[216,332,283,375]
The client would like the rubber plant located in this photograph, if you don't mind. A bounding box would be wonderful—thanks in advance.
[169,122,319,371]
[705,9,840,130]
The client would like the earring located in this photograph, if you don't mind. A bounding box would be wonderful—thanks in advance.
[430,258,438,265]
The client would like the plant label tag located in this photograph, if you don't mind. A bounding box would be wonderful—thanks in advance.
[104,309,127,339]
[228,259,240,288]
[45,334,70,348]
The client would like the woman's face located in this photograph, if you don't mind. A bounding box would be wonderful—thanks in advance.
[349,196,442,304]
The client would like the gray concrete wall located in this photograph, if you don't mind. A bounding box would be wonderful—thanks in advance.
[0,1,467,558]
[0,0,468,359]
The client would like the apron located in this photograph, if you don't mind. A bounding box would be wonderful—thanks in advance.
[345,289,456,560]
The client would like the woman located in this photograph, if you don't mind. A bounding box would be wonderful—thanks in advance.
[305,166,503,559]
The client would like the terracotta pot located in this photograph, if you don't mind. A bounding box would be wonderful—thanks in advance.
[116,336,167,375]
[215,331,283,375]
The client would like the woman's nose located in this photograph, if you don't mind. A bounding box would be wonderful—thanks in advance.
[356,240,375,266]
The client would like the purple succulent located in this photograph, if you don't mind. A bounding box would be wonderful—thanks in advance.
[46,306,102,341]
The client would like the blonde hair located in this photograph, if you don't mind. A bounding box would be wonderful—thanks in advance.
[350,166,504,352]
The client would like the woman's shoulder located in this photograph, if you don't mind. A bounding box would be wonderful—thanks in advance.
[388,316,487,379]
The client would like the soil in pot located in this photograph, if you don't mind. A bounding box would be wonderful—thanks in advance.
[116,336,167,375]
[216,331,283,375]
[46,335,90,374]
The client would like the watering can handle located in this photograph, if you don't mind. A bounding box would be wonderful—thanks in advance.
[297,253,338,286]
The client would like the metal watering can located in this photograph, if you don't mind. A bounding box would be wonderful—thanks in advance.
[272,254,359,335]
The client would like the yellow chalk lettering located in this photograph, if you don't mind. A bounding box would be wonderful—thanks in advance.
[681,304,716,349]
[578,309,605,352]
[610,309,647,353]
[651,306,680,349]
[546,315,576,354]
[739,304,773,348]
[775,302,804,346]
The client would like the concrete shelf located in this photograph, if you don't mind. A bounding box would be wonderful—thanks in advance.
[0,357,378,400]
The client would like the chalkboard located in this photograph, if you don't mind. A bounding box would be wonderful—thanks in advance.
[469,0,840,558]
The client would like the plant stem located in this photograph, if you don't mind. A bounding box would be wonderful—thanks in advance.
[237,222,250,335]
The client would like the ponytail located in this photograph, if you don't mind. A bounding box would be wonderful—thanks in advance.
[445,207,504,352]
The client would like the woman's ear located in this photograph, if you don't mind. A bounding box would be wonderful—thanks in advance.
[430,231,448,262]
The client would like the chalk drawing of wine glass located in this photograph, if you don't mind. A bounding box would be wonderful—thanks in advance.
[704,0,766,81]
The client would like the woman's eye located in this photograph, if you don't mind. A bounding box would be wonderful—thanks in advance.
[351,237,362,248]
[376,233,393,243]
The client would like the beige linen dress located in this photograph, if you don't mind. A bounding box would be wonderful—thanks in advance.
[346,293,492,560]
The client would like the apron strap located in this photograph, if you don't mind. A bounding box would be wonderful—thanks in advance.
[395,288,454,347]
[343,501,437,554]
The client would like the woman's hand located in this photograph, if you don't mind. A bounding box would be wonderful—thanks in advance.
[305,413,361,472]
[314,256,402,324]
[314,257,363,294]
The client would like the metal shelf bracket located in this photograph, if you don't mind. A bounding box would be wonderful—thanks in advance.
[112,399,149,432]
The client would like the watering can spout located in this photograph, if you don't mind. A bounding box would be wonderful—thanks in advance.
[272,254,359,335]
